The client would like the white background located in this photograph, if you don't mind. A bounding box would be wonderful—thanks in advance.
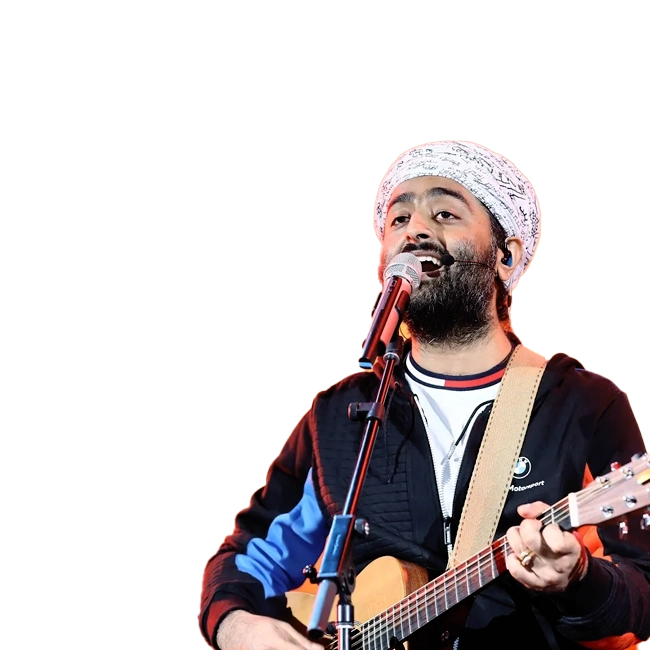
[1,2,649,649]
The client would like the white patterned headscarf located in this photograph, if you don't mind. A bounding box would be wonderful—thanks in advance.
[374,141,540,291]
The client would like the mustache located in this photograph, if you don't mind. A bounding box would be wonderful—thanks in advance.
[401,242,449,257]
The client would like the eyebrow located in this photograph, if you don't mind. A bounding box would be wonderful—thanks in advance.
[387,186,471,212]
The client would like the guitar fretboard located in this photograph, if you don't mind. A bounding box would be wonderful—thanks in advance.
[312,456,649,650]
[326,487,603,650]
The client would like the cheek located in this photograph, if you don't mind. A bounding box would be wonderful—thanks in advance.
[378,242,400,281]
[379,247,396,274]
[380,235,403,261]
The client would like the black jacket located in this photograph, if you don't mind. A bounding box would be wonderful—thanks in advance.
[200,347,650,649]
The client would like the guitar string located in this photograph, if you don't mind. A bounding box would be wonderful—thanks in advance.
[329,459,647,650]
[322,480,611,650]
[354,483,604,650]
[350,485,605,650]
[331,537,525,650]
[347,537,513,650]
[329,488,593,650]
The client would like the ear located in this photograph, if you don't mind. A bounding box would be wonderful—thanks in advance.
[495,237,524,283]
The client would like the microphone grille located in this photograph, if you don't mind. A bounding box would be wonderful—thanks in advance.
[383,252,422,289]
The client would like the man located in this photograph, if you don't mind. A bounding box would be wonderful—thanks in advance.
[199,141,650,649]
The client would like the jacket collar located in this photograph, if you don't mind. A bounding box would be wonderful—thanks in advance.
[372,331,584,414]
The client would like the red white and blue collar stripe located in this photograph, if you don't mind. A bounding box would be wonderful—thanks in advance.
[405,349,513,390]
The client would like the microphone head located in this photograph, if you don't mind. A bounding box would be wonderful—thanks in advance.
[383,252,422,289]
[440,253,455,266]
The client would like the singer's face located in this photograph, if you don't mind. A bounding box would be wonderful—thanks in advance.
[380,176,499,345]
[379,175,495,280]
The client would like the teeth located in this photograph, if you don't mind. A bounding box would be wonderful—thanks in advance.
[417,255,440,266]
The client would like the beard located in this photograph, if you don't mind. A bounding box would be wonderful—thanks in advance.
[385,241,498,347]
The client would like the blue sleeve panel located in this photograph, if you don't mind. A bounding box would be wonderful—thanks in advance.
[235,468,328,598]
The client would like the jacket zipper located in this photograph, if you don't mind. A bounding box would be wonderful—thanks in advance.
[412,393,459,557]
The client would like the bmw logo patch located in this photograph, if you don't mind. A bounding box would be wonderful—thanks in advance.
[514,457,531,479]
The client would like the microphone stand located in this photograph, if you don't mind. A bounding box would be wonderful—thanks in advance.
[305,329,405,650]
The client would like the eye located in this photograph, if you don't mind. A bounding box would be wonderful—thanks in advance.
[389,213,410,227]
[435,210,457,221]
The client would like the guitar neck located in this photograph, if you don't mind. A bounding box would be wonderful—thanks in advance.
[319,455,650,650]
[356,492,579,648]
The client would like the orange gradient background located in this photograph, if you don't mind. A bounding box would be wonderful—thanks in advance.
[197,138,650,648]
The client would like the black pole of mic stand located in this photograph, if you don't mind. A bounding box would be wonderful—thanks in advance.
[305,332,405,650]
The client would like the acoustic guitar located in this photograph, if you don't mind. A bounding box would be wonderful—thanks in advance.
[287,454,650,650]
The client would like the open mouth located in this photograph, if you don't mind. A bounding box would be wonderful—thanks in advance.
[417,255,443,277]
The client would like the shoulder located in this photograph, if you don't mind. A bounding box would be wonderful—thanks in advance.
[313,369,381,404]
[543,352,624,399]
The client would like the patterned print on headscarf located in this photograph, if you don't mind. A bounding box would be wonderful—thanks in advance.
[375,141,541,291]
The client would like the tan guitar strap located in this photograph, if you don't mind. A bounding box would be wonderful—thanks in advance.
[446,344,547,569]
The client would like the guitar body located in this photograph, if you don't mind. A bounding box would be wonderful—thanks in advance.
[285,456,650,650]
[287,556,470,650]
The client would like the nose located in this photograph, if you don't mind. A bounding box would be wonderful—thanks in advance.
[405,211,433,242]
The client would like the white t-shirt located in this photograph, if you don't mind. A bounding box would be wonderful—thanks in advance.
[404,352,508,518]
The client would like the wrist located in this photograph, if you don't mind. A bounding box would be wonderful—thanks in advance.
[550,554,613,616]
[216,609,250,650]
[567,542,589,586]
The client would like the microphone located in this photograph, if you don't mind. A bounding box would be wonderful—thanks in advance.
[359,253,422,369]
[440,253,492,270]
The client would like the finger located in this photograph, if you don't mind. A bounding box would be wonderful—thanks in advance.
[506,534,557,588]
[506,549,546,589]
[506,525,525,559]
[517,517,544,554]
[506,525,537,569]
[506,530,546,590]
[541,524,581,555]
[516,501,549,518]
[283,621,324,650]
